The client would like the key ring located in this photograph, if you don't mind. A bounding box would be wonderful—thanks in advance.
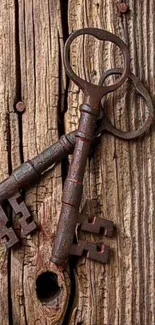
[97,68,154,139]
[64,28,130,108]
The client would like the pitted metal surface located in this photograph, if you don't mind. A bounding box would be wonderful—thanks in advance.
[51,28,130,265]
[0,30,153,262]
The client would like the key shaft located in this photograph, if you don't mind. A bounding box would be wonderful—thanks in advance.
[0,132,76,202]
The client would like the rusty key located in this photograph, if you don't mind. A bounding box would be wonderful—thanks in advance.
[77,213,115,237]
[8,192,36,236]
[0,65,153,249]
[0,205,19,248]
[0,132,75,202]
[69,214,115,264]
[70,242,110,264]
[0,68,153,203]
[51,28,130,266]
[0,133,75,248]
[0,192,37,248]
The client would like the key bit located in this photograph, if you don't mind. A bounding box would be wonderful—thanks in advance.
[0,65,152,252]
[70,242,110,264]
[0,191,36,249]
[77,213,115,237]
[8,192,36,236]
[51,28,130,266]
[0,205,19,248]
[0,67,153,204]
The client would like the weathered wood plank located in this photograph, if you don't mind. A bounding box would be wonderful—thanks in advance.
[0,1,17,324]
[0,0,154,324]
[10,1,69,324]
[66,1,155,324]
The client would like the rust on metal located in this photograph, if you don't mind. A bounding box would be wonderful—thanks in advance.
[0,66,153,250]
[0,67,153,203]
[0,39,153,255]
[0,132,76,202]
[15,101,26,113]
[51,28,130,266]
[0,191,36,249]
[77,213,115,237]
[118,3,129,14]
[64,28,130,109]
[0,74,153,205]
[0,205,19,248]
[70,242,110,264]
[98,68,154,139]
[8,192,36,237]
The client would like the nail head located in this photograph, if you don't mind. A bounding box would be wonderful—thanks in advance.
[16,101,26,113]
[118,3,128,13]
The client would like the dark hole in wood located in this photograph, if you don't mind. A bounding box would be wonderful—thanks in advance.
[36,271,61,303]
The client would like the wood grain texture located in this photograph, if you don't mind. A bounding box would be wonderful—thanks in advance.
[0,1,69,325]
[10,1,70,325]
[66,0,155,324]
[0,1,17,324]
[0,0,154,324]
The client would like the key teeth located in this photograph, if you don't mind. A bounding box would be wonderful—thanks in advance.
[77,213,115,237]
[87,243,110,264]
[0,192,37,249]
[70,242,111,264]
[0,204,19,248]
[9,192,37,237]
[5,230,19,249]
[20,220,37,236]
[0,226,19,249]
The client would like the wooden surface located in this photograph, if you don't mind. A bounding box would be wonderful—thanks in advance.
[0,0,154,324]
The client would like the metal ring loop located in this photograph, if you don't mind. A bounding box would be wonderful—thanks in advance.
[64,28,130,98]
[97,68,154,139]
